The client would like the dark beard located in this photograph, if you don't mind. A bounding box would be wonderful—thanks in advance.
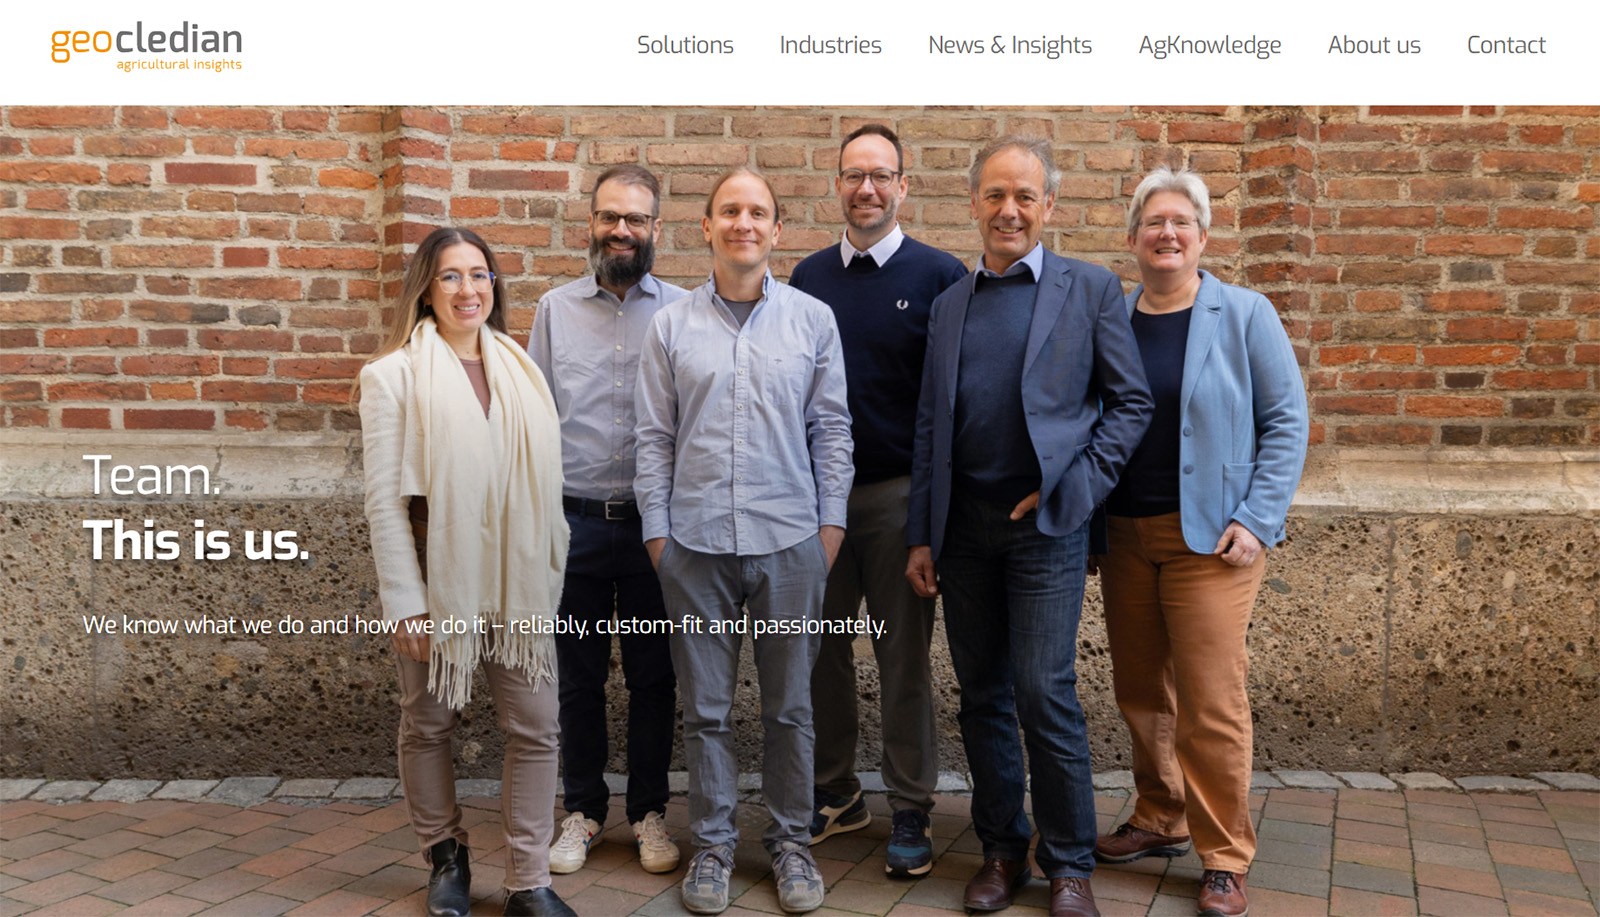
[590,234,655,289]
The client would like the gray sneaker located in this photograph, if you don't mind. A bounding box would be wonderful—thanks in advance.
[771,841,825,914]
[681,843,736,915]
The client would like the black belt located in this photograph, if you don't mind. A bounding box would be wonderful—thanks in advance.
[563,496,639,521]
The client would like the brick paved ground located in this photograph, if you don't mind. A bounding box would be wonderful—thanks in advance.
[2,785,1596,916]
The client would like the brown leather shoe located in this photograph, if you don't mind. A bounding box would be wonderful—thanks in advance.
[962,857,1031,911]
[1197,869,1248,917]
[1093,822,1193,863]
[1049,876,1101,917]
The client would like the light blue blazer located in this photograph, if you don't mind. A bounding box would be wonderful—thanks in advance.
[1124,270,1309,554]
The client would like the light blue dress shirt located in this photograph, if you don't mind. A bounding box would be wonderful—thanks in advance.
[634,272,854,555]
[528,273,687,501]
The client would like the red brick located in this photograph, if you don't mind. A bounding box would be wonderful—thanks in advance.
[173,108,275,130]
[460,113,562,135]
[1407,395,1504,417]
[1342,371,1435,390]
[108,164,151,185]
[318,168,378,189]
[200,329,296,350]
[1316,394,1398,414]
[223,247,271,268]
[226,410,269,431]
[120,355,218,375]
[273,358,365,380]
[1493,370,1589,390]
[165,163,257,185]
[48,381,145,401]
[81,135,187,157]
[0,162,102,183]
[1335,424,1433,445]
[124,408,215,430]
[0,217,79,239]
[1481,151,1584,174]
[1497,208,1593,230]
[62,408,111,428]
[467,169,568,191]
[43,328,139,347]
[278,248,380,270]
[1423,235,1525,256]
[1422,292,1505,312]
[202,382,298,402]
[198,278,302,300]
[1421,345,1521,366]
[9,106,115,128]
[110,245,214,268]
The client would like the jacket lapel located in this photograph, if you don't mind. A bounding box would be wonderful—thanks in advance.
[945,271,978,411]
[1180,270,1222,412]
[1023,252,1070,377]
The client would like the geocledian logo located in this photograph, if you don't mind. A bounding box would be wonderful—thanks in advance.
[51,21,244,73]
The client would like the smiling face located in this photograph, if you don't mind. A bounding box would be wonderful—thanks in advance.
[837,133,907,244]
[971,146,1055,274]
[1130,190,1208,283]
[588,178,660,291]
[703,171,781,273]
[425,242,494,344]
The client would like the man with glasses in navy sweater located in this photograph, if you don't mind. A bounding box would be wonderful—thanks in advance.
[789,124,967,878]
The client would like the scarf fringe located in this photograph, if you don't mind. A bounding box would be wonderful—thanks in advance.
[428,626,558,709]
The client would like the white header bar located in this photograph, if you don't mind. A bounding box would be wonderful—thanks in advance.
[3,0,1592,105]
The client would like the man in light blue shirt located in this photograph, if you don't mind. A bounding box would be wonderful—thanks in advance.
[528,164,685,878]
[635,167,852,916]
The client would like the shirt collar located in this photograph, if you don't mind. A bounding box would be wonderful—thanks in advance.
[707,270,772,304]
[838,223,904,268]
[581,271,662,304]
[975,242,1044,283]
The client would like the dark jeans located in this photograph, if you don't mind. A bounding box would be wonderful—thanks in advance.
[556,510,676,825]
[938,489,1096,878]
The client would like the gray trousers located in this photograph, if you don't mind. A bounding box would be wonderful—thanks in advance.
[659,534,828,852]
[810,476,938,812]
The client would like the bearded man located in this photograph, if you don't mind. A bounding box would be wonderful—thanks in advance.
[528,163,684,878]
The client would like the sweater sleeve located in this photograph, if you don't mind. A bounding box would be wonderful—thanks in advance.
[358,361,427,622]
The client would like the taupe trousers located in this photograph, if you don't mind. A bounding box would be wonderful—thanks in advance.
[1100,512,1266,874]
[810,475,938,812]
[395,654,560,891]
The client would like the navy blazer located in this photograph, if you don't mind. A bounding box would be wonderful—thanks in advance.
[1123,270,1309,553]
[908,249,1153,561]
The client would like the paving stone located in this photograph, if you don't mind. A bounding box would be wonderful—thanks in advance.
[150,781,219,802]
[1259,817,1334,847]
[1093,770,1136,790]
[1417,886,1509,916]
[935,771,970,793]
[736,773,762,792]
[1332,861,1417,897]
[1277,770,1344,790]
[1391,772,1458,791]
[273,780,339,798]
[88,780,163,803]
[1530,773,1600,791]
[30,782,100,802]
[856,771,888,793]
[206,777,280,807]
[1250,860,1332,898]
[1495,863,1592,900]
[332,778,396,799]
[1457,776,1552,793]
[1251,771,1284,789]
[666,772,690,793]
[0,781,44,801]
[1335,772,1399,790]
[452,779,500,799]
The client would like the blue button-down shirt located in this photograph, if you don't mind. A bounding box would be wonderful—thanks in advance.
[975,241,1044,283]
[634,272,853,555]
[529,273,687,501]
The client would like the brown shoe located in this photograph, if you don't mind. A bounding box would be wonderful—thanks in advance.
[1049,876,1101,917]
[1197,870,1248,917]
[963,857,1031,911]
[1093,822,1193,864]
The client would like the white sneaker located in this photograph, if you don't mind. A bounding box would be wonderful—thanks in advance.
[633,811,680,874]
[549,812,601,874]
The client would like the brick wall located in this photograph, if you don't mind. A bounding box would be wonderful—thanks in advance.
[2,105,1595,446]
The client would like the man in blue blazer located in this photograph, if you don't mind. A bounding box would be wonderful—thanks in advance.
[905,137,1152,917]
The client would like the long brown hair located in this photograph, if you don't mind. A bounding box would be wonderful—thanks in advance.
[369,226,510,365]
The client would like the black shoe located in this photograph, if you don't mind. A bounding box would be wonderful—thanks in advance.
[426,838,471,917]
[504,886,577,917]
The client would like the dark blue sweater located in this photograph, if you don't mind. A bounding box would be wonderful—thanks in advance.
[790,236,967,484]
[953,272,1043,504]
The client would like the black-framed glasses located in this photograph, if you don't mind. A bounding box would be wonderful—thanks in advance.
[593,210,655,230]
[839,169,902,189]
[435,269,495,294]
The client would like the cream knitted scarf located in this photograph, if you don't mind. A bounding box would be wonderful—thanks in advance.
[400,319,568,708]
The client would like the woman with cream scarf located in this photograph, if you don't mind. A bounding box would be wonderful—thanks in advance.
[358,227,575,917]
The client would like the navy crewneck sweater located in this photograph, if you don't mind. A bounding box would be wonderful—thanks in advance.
[790,235,967,484]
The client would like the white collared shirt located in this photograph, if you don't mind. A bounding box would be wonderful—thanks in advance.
[837,223,905,269]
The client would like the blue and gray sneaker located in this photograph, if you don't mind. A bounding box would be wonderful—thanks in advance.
[884,808,933,877]
[808,787,870,845]
[681,842,736,915]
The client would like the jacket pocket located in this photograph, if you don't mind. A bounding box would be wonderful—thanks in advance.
[1221,461,1255,523]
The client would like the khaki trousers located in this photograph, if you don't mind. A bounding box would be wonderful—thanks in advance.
[395,654,560,891]
[1100,512,1264,873]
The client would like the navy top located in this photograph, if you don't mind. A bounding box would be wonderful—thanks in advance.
[790,236,967,484]
[952,272,1042,504]
[1107,305,1192,517]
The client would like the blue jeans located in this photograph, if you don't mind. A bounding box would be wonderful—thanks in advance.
[938,489,1096,878]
